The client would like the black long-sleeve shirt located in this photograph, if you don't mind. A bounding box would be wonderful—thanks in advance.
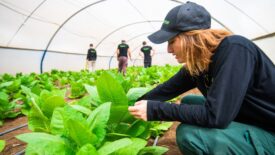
[139,35,275,132]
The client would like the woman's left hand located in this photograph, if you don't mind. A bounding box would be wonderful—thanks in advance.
[128,100,148,121]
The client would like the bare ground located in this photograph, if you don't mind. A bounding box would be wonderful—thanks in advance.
[0,116,30,155]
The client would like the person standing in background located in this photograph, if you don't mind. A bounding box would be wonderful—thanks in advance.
[85,43,97,71]
[139,41,155,68]
[116,40,131,76]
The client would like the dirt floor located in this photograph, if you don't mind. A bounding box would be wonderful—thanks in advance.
[0,116,30,155]
[0,88,201,155]
[160,88,202,155]
[147,121,182,155]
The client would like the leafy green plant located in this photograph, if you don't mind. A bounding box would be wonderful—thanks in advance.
[69,81,86,99]
[94,72,172,140]
[17,102,168,155]
[2,65,182,154]
[0,91,21,125]
[96,72,129,129]
[21,86,66,132]
[0,140,5,152]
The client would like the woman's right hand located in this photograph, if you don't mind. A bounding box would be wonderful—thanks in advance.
[128,100,148,121]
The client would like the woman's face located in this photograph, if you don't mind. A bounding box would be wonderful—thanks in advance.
[168,36,185,63]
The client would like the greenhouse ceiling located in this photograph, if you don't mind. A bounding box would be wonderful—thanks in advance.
[0,0,275,73]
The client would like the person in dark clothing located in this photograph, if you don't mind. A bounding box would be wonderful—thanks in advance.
[139,41,155,68]
[128,2,275,155]
[116,40,131,75]
[85,43,97,71]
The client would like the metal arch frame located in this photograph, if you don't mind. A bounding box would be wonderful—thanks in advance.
[251,32,275,41]
[7,0,48,46]
[223,0,268,33]
[92,20,162,70]
[40,0,232,73]
[40,0,107,73]
[96,0,232,50]
[95,20,162,49]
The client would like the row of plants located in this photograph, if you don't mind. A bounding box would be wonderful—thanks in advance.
[0,65,180,125]
[0,65,181,155]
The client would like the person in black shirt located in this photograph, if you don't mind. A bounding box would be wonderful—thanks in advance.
[139,41,155,68]
[116,40,131,75]
[128,2,275,154]
[85,43,97,71]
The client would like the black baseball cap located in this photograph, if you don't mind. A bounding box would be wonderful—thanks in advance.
[148,1,211,44]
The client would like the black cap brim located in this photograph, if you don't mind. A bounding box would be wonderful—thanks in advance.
[148,29,179,44]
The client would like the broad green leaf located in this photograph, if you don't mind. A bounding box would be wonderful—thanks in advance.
[127,120,149,137]
[16,132,74,155]
[97,72,128,105]
[97,138,132,155]
[138,146,168,155]
[69,81,86,98]
[21,85,39,102]
[126,88,150,106]
[62,105,87,122]
[66,118,98,147]
[84,84,101,106]
[76,144,99,155]
[7,79,21,92]
[40,89,66,102]
[0,91,9,103]
[106,133,130,141]
[96,72,128,125]
[151,122,173,131]
[112,122,131,135]
[30,84,42,95]
[113,73,132,93]
[50,107,65,135]
[118,111,136,124]
[0,93,21,120]
[87,102,111,146]
[55,89,66,98]
[0,81,12,89]
[112,138,147,155]
[26,87,65,132]
[137,127,151,140]
[51,106,87,136]
[108,106,129,131]
[0,140,5,152]
[73,95,93,108]
[40,90,51,101]
[70,105,92,116]
[0,92,9,119]
[28,98,50,132]
[41,95,65,118]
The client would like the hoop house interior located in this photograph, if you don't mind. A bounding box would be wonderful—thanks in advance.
[1,0,274,74]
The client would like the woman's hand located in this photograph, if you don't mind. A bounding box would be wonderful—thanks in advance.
[128,100,148,121]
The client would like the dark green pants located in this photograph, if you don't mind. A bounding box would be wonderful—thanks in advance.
[177,95,275,155]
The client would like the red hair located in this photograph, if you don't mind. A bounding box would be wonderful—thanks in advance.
[178,29,232,76]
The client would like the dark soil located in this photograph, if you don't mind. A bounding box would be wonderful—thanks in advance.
[156,88,202,155]
[148,122,182,155]
[0,116,30,155]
